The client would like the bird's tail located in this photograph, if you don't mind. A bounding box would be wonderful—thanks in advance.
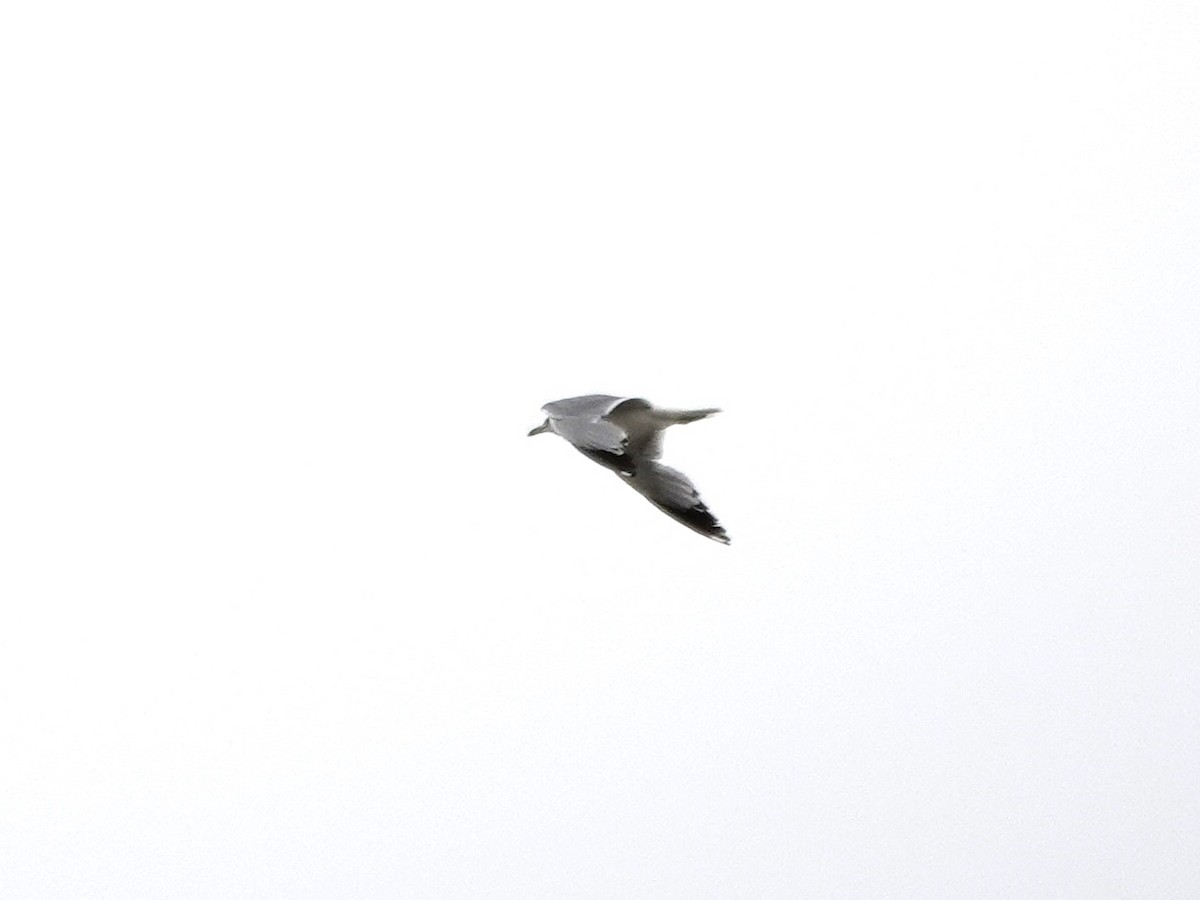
[666,407,721,425]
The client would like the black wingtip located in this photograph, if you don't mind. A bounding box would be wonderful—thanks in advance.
[658,499,730,544]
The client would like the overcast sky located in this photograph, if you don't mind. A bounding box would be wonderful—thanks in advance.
[3,1,1198,897]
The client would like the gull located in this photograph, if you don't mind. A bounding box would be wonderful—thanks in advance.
[528,395,730,544]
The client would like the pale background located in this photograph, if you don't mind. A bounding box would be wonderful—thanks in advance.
[2,1,1198,897]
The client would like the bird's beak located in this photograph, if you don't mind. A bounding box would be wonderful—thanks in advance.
[527,420,550,436]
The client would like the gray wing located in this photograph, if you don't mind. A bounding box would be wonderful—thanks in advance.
[624,461,730,543]
[545,396,651,474]
[542,395,629,419]
[604,399,662,460]
[553,415,628,454]
[550,409,635,475]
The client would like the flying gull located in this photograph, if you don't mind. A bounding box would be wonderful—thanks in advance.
[528,394,730,544]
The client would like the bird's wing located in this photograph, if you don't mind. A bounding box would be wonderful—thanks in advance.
[542,395,628,418]
[623,461,729,543]
[552,415,636,474]
[605,399,663,460]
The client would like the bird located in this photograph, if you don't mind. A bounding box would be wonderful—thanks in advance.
[528,394,730,544]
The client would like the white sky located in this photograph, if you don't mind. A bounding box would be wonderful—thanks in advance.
[3,1,1198,897]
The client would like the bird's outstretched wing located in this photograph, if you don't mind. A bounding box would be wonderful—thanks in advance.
[623,461,730,544]
[552,415,636,474]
